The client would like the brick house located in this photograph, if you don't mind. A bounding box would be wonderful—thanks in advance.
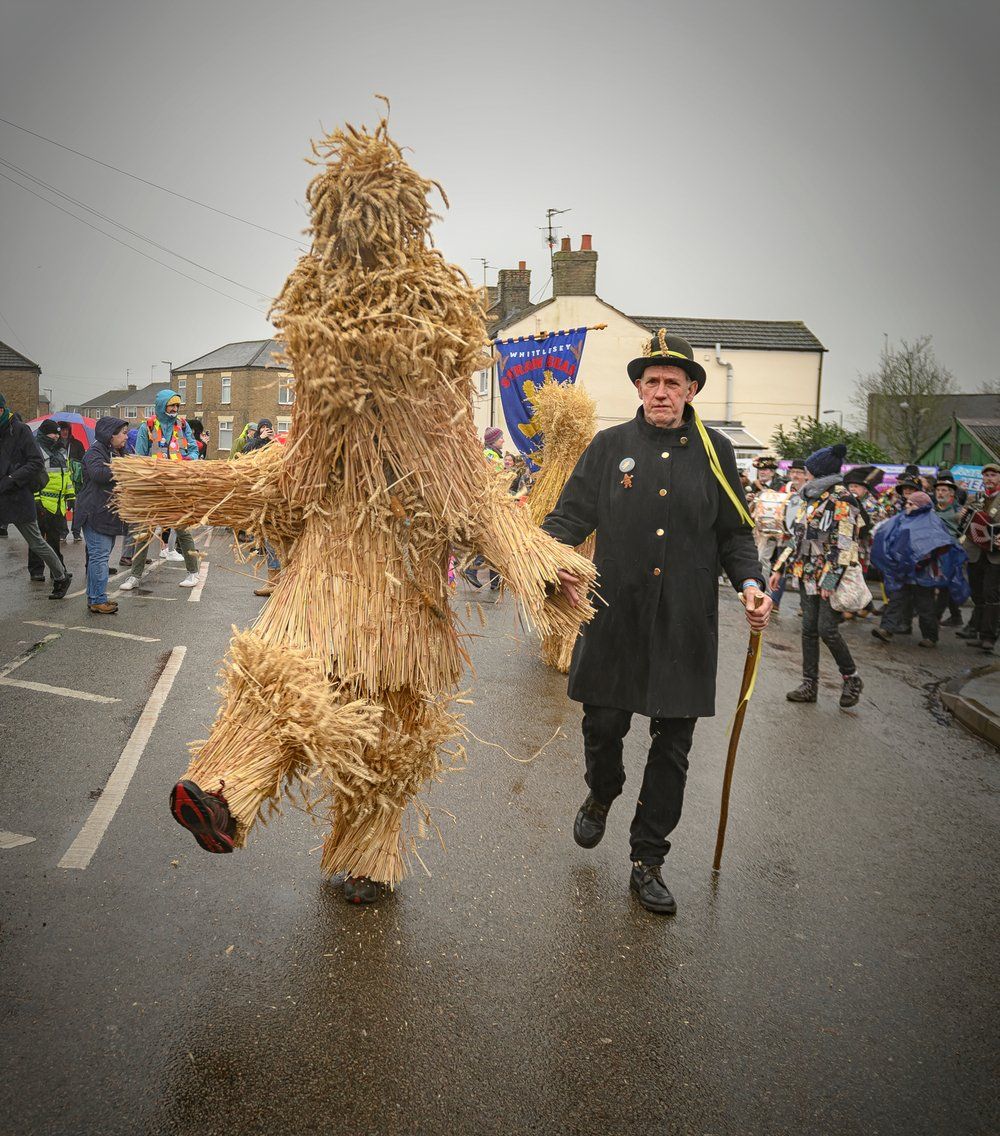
[0,340,47,419]
[171,340,293,458]
[475,236,826,456]
[66,382,169,420]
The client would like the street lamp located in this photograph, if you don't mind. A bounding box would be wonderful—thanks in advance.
[822,409,844,429]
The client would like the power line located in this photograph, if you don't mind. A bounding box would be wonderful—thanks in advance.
[0,155,273,299]
[0,168,270,315]
[0,115,302,244]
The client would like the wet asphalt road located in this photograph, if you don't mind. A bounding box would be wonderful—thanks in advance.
[1,530,998,1135]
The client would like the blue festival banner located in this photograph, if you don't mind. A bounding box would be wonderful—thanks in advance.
[494,327,588,463]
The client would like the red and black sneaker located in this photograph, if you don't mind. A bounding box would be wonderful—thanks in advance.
[169,780,236,853]
[342,875,381,904]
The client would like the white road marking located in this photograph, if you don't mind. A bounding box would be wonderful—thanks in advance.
[202,528,214,550]
[0,677,119,703]
[188,560,210,602]
[23,620,161,643]
[0,633,61,678]
[58,645,187,870]
[0,831,36,850]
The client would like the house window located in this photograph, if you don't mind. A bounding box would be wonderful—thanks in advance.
[959,442,971,462]
[475,370,489,397]
[123,406,136,418]
[196,378,203,404]
[177,378,186,403]
[278,374,294,405]
[942,442,952,461]
[218,416,234,451]
[221,374,232,404]
[275,416,292,435]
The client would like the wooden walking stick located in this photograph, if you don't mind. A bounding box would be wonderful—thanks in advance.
[713,603,764,872]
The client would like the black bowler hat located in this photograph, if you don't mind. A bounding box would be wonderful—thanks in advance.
[843,465,885,489]
[895,476,921,492]
[627,330,707,391]
[788,459,806,471]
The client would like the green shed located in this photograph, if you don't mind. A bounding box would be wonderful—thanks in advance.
[919,418,1000,467]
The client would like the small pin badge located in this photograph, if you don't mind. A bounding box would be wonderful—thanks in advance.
[621,472,633,488]
[619,458,636,472]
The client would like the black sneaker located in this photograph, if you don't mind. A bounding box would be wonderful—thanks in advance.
[343,876,381,904]
[170,780,236,853]
[840,674,864,709]
[49,573,73,599]
[29,574,46,583]
[629,863,677,915]
[573,792,611,848]
[461,568,482,589]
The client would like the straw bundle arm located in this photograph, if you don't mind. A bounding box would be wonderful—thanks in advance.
[114,107,596,886]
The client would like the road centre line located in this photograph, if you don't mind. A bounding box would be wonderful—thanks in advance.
[0,633,61,678]
[0,831,36,850]
[23,620,161,643]
[0,677,119,704]
[58,645,187,871]
[188,560,210,602]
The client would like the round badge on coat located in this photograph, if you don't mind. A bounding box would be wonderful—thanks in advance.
[618,457,636,472]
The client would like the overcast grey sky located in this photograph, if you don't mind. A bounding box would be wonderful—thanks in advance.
[1,0,997,422]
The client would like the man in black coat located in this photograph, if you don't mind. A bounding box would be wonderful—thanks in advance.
[0,392,73,598]
[541,332,771,915]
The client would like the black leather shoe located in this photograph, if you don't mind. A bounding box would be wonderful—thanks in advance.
[49,572,73,599]
[629,863,677,915]
[573,792,611,848]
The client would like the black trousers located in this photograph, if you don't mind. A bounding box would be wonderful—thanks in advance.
[27,508,66,580]
[968,558,1000,644]
[581,705,697,867]
[800,593,856,679]
[881,585,939,641]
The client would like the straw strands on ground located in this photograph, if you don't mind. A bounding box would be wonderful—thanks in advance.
[114,108,596,885]
[526,378,598,673]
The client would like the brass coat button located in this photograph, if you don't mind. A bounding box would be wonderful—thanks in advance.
[658,488,667,496]
[653,568,661,576]
[656,528,664,536]
[661,451,669,459]
[680,436,689,446]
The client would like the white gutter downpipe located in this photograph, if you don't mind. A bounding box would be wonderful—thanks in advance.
[715,342,734,422]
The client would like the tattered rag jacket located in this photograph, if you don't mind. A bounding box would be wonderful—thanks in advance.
[541,406,762,719]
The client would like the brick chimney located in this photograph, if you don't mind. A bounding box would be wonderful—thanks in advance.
[552,235,598,297]
[496,260,531,319]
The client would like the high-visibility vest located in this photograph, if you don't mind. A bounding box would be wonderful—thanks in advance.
[35,464,74,515]
[147,415,189,460]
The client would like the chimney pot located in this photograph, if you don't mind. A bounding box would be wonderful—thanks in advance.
[560,237,571,252]
[580,234,592,251]
[518,260,526,270]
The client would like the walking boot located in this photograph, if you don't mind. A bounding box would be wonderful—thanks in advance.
[871,627,892,643]
[840,673,864,709]
[573,792,611,848]
[629,862,677,915]
[170,780,236,853]
[49,573,73,599]
[88,602,119,615]
[343,876,381,904]
[253,568,280,597]
[918,638,937,648]
[786,678,818,703]
[955,625,980,640]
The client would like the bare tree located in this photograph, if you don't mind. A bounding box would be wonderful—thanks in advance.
[978,377,1000,394]
[854,336,957,461]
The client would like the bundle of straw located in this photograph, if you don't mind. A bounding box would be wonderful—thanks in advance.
[526,377,598,672]
[114,105,597,886]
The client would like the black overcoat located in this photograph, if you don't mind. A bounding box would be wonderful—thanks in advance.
[74,417,128,537]
[541,406,763,719]
[0,416,44,525]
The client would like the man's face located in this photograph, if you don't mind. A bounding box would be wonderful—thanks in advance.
[165,398,181,415]
[788,468,808,490]
[848,483,868,500]
[984,470,1000,492]
[111,427,128,451]
[901,485,916,500]
[635,365,696,428]
[935,485,955,507]
[44,429,61,444]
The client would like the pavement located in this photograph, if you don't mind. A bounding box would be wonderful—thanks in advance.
[1,529,998,1136]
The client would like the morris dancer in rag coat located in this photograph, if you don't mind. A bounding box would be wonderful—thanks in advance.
[540,331,771,915]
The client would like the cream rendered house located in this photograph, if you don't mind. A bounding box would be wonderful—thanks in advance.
[473,237,825,460]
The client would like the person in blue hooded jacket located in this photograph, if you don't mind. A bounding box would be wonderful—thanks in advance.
[119,389,201,591]
[871,490,970,648]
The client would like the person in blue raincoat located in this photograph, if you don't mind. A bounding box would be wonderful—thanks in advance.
[118,389,202,592]
[871,490,969,648]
